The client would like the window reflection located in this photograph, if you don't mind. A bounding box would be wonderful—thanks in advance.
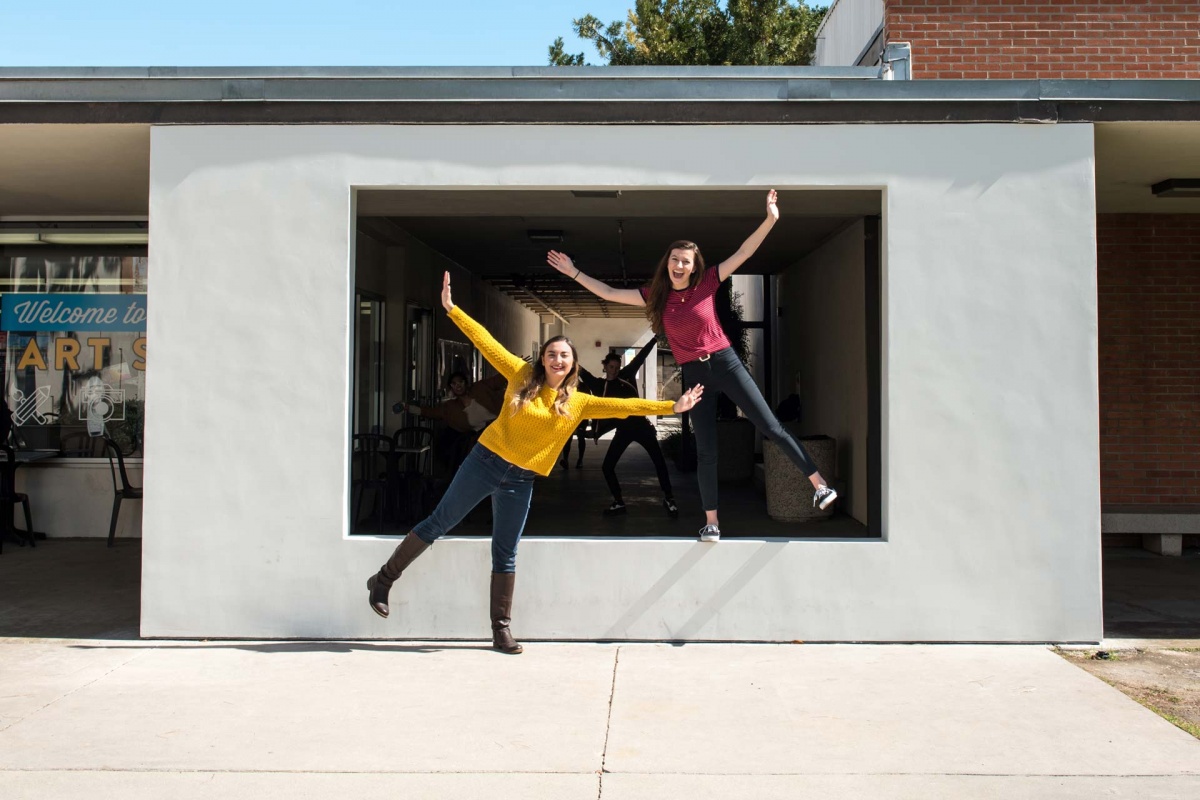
[1,255,147,456]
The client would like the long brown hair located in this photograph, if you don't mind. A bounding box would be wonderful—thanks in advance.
[644,240,706,335]
[509,335,580,417]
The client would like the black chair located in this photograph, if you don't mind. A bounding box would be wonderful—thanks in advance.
[103,436,143,548]
[0,443,35,552]
[351,433,393,535]
[392,426,433,522]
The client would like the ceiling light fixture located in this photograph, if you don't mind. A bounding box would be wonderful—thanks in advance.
[571,190,621,199]
[526,229,564,243]
[1151,179,1200,198]
[0,222,148,246]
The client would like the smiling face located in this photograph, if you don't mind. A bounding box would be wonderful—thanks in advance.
[541,340,576,388]
[448,376,467,397]
[603,358,621,380]
[667,247,697,290]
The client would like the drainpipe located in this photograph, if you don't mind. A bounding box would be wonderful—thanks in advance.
[880,42,912,81]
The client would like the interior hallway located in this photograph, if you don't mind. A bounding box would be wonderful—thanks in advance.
[361,437,871,540]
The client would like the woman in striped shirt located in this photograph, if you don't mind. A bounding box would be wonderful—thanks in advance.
[547,190,836,543]
[367,272,705,653]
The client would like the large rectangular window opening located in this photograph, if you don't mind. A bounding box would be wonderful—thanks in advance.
[350,189,882,539]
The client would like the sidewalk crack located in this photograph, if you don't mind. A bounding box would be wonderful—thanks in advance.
[0,648,146,735]
[598,645,621,799]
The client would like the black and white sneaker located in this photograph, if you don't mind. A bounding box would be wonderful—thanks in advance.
[603,501,627,517]
[663,497,679,518]
[698,524,720,542]
[814,485,838,511]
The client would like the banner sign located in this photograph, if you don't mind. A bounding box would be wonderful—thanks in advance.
[1,293,147,332]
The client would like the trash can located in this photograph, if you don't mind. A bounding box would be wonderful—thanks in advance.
[765,429,836,521]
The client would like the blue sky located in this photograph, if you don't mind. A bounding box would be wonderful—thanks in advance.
[0,1,637,67]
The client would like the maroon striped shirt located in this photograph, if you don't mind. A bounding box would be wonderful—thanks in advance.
[640,267,731,364]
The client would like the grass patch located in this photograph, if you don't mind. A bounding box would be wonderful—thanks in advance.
[1133,699,1200,740]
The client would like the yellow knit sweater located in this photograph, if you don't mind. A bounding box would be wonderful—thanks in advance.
[449,305,675,476]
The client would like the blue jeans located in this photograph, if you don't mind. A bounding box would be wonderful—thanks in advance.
[682,347,818,512]
[412,443,536,573]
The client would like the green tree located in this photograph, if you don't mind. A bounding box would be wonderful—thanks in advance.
[548,1,827,67]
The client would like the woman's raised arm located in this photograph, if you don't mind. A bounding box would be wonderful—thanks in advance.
[717,189,779,282]
[547,251,645,307]
[441,271,527,381]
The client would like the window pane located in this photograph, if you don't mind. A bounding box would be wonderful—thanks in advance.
[1,255,147,456]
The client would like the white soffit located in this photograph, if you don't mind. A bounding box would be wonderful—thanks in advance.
[1096,121,1200,213]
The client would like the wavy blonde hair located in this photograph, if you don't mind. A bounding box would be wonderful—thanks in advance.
[509,336,580,417]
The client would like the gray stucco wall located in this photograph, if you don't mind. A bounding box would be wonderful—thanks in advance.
[142,123,1100,641]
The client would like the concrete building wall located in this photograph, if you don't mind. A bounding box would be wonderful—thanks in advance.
[778,220,869,524]
[143,122,1100,642]
[886,0,1200,80]
[1098,213,1200,506]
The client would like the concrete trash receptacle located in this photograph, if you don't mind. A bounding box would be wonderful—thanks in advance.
[765,430,836,521]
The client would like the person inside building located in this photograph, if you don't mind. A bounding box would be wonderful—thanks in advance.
[367,271,705,654]
[578,340,678,518]
[396,370,506,477]
[546,189,836,544]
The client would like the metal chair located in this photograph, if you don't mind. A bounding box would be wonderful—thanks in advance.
[391,426,433,522]
[103,436,143,547]
[351,433,393,535]
[0,443,35,552]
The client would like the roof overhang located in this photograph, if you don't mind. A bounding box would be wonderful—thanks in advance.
[3,69,1200,125]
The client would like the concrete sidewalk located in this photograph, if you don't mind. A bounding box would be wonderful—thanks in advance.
[1,638,1198,799]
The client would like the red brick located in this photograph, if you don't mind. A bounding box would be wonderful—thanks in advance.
[885,1,1200,79]
[1097,214,1200,505]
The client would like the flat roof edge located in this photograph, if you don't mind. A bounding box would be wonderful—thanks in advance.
[4,98,1199,125]
[0,66,883,80]
[2,76,1199,105]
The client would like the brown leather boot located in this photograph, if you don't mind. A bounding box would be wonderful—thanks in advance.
[366,533,430,618]
[490,571,523,654]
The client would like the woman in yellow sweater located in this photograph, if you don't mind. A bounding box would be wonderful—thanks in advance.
[367,272,704,654]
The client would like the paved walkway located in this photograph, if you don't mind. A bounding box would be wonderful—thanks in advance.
[2,541,1199,798]
[1,636,1198,799]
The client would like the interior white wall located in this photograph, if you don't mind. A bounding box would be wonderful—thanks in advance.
[356,229,540,409]
[143,123,1100,642]
[564,317,659,399]
[779,220,869,523]
[17,461,142,540]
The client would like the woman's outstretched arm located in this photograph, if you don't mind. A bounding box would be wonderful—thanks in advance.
[621,337,658,381]
[440,271,527,381]
[717,189,779,281]
[547,251,646,307]
[582,383,704,420]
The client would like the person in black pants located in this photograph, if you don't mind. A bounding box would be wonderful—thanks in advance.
[548,191,836,542]
[579,339,678,518]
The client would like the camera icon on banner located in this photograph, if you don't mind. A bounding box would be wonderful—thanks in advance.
[78,383,125,435]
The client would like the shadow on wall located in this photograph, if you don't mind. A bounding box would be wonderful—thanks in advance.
[603,541,783,640]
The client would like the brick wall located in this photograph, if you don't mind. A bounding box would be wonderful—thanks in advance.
[1098,214,1200,506]
[885,1,1200,79]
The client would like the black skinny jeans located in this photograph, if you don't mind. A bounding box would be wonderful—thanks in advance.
[603,418,673,502]
[682,347,818,512]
